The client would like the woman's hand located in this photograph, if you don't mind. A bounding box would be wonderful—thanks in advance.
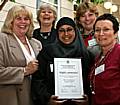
[48,95,65,105]
[24,60,38,76]
[72,95,88,105]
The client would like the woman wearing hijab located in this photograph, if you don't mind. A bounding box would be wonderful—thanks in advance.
[31,17,93,105]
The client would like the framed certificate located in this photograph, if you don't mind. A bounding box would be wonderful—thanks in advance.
[54,58,84,99]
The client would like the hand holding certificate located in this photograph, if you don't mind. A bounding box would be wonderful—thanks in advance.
[54,58,84,99]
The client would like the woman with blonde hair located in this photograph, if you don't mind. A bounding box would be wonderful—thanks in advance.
[0,5,42,105]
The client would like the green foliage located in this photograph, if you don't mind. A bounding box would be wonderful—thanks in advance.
[68,0,104,4]
[91,0,104,4]
[76,0,81,4]
[10,0,15,2]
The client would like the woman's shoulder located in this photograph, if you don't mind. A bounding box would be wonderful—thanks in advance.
[33,28,40,32]
[51,28,57,34]
[31,37,41,43]
[0,32,8,38]
[114,43,120,51]
[30,38,42,50]
[0,32,11,42]
[33,28,40,37]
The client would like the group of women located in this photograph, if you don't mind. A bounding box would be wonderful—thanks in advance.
[0,2,120,105]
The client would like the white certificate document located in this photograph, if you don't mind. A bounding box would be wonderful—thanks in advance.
[54,58,84,99]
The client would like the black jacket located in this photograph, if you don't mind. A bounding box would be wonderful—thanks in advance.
[32,19,94,105]
[33,27,57,48]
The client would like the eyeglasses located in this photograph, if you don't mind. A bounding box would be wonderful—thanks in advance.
[95,28,113,34]
[58,28,74,34]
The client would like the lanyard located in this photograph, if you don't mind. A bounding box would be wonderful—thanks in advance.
[89,47,113,94]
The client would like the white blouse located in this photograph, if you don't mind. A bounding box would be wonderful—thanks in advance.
[14,34,36,64]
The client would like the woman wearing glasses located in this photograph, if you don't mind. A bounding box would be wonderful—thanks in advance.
[32,17,94,105]
[89,13,120,105]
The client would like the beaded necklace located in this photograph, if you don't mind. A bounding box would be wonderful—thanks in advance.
[40,32,51,39]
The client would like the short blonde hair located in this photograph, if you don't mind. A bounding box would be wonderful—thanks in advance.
[37,3,57,27]
[1,5,34,39]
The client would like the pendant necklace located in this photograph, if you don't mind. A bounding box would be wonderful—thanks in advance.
[40,32,51,39]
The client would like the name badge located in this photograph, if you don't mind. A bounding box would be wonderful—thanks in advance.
[95,64,105,75]
[50,64,53,72]
[88,39,97,46]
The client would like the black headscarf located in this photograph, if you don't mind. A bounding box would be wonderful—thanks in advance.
[56,17,76,30]
[44,17,88,59]
[35,17,93,105]
[41,17,92,104]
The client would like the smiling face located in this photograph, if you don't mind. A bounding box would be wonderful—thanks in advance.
[79,10,96,32]
[12,14,30,36]
[94,20,117,47]
[39,8,55,26]
[58,25,75,44]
